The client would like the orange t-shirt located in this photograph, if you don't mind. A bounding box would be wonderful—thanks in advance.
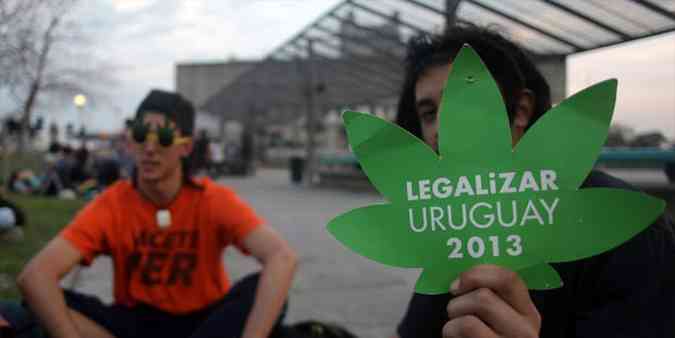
[60,177,263,314]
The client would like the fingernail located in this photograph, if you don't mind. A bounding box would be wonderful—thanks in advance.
[450,278,460,294]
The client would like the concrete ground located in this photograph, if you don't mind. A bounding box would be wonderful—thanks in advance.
[62,167,674,338]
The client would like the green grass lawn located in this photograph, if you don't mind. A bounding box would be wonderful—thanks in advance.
[0,194,84,300]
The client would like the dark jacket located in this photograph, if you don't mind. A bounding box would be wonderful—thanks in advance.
[398,170,675,338]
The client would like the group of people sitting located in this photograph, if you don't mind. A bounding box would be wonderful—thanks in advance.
[7,142,123,200]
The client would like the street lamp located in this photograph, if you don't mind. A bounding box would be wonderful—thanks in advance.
[73,94,87,137]
[73,94,87,108]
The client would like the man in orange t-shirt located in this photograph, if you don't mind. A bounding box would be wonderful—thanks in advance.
[18,90,297,338]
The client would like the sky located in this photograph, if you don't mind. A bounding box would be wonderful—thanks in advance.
[568,32,675,139]
[30,0,675,139]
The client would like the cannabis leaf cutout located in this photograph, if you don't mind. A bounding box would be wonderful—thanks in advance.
[327,45,665,295]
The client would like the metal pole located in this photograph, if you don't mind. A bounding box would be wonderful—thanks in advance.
[247,104,258,174]
[304,39,318,185]
[0,131,8,191]
[445,0,461,31]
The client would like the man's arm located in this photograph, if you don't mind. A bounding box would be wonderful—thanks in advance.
[240,226,298,338]
[16,237,112,338]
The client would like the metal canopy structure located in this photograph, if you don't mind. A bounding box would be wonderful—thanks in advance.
[202,0,675,125]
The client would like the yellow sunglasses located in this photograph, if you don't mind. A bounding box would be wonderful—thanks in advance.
[131,121,190,147]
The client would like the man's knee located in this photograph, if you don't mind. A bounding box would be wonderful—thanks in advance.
[68,308,116,338]
[17,291,117,338]
[0,300,41,337]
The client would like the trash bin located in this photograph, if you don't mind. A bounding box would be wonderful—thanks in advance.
[290,156,304,183]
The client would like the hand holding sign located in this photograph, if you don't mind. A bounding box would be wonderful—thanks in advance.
[327,45,665,294]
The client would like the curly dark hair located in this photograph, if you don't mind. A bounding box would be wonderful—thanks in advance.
[395,23,551,139]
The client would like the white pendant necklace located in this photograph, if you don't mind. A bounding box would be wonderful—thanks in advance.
[156,209,172,229]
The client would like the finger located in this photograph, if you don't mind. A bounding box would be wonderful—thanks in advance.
[442,315,498,338]
[452,264,539,320]
[447,288,538,338]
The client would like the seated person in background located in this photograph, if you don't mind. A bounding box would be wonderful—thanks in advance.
[393,24,675,338]
[94,157,121,188]
[76,158,121,200]
[0,193,26,242]
[7,170,42,195]
[70,145,91,186]
[17,89,297,338]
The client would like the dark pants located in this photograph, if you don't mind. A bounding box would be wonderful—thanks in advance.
[62,273,286,338]
[0,301,45,338]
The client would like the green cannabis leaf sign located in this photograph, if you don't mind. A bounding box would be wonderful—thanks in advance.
[327,45,665,295]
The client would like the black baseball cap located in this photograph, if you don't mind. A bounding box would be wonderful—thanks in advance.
[134,89,195,136]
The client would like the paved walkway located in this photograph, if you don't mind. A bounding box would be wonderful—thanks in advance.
[64,169,420,338]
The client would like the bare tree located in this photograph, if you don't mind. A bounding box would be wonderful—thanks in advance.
[1,0,112,148]
[605,123,635,148]
[0,0,40,88]
[630,131,667,148]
